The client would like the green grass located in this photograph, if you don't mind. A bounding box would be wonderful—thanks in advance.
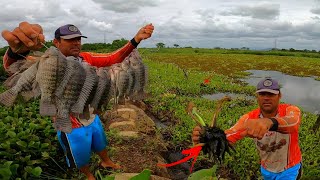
[140,48,320,80]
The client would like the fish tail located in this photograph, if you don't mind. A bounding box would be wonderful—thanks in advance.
[53,116,72,133]
[39,100,57,116]
[0,89,18,106]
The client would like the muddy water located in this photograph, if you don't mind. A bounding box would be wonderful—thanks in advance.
[203,70,320,114]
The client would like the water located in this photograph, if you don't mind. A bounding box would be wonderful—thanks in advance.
[202,70,320,114]
[243,70,320,114]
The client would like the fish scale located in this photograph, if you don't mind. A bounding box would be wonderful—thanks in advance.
[90,67,110,110]
[129,55,147,100]
[111,64,129,105]
[0,61,39,106]
[121,59,135,98]
[98,68,112,110]
[36,47,60,116]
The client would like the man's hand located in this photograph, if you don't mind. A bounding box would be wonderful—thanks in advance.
[1,21,45,54]
[240,118,273,140]
[192,126,204,145]
[134,23,154,43]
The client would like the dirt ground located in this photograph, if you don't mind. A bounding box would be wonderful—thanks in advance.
[101,101,238,180]
[102,102,171,178]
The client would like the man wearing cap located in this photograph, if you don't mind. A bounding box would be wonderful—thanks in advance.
[1,21,154,180]
[192,78,302,180]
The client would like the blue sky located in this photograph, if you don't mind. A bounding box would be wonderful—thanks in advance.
[1,0,320,50]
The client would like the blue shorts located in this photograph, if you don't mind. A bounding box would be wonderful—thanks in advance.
[57,115,108,168]
[261,163,302,180]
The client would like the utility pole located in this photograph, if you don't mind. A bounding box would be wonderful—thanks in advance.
[274,39,277,49]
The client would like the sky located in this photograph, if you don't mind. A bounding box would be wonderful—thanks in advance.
[1,0,320,50]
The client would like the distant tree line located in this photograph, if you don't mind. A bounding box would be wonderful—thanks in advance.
[2,40,320,56]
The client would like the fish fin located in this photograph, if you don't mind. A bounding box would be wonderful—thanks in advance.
[32,83,41,98]
[53,117,72,133]
[20,91,36,101]
[55,63,74,97]
[0,89,18,106]
[3,73,21,88]
[39,101,57,116]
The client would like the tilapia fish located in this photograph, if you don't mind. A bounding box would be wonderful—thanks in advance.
[0,61,39,106]
[36,47,61,116]
[70,62,97,115]
[121,59,135,98]
[111,64,129,105]
[90,67,111,110]
[4,51,43,88]
[128,54,148,100]
[54,57,85,133]
[95,67,113,111]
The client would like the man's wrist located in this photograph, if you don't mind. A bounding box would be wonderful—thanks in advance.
[269,118,279,131]
[7,47,30,60]
[130,37,140,47]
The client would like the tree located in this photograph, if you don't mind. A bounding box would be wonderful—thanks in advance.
[173,44,179,48]
[111,38,128,49]
[156,42,165,49]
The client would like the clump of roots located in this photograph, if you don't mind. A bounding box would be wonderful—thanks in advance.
[200,126,233,162]
[187,96,233,163]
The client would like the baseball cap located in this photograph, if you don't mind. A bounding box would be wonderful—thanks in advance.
[256,78,280,94]
[54,24,87,39]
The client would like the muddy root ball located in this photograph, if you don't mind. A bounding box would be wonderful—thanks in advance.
[199,126,234,162]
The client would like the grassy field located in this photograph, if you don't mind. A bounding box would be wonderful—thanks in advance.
[140,48,320,80]
[141,48,320,179]
[0,48,319,179]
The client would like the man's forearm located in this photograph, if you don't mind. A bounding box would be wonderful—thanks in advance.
[80,38,139,67]
[275,107,301,133]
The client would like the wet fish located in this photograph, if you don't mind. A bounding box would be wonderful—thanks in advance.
[3,72,21,89]
[95,68,113,111]
[20,80,41,101]
[70,62,97,115]
[90,67,110,110]
[54,57,86,133]
[128,53,148,100]
[121,58,135,98]
[0,61,39,106]
[3,50,44,89]
[54,56,76,98]
[110,64,127,105]
[36,47,60,116]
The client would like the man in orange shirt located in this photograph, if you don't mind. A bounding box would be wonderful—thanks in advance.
[192,78,302,180]
[1,21,154,180]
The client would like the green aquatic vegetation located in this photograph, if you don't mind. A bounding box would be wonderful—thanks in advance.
[0,94,73,179]
[142,48,320,80]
